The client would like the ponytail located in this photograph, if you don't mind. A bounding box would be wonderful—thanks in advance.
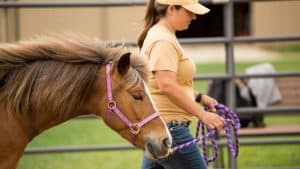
[137,0,168,49]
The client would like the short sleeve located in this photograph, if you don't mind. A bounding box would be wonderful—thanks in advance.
[148,40,179,72]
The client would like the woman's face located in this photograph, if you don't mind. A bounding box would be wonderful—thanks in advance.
[169,6,197,31]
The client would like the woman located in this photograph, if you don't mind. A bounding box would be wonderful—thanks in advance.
[137,0,225,169]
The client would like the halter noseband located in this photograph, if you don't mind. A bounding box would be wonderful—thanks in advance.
[105,64,160,143]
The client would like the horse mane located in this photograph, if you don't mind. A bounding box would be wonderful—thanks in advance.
[0,34,148,121]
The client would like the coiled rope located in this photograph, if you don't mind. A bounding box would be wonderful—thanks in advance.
[171,103,241,164]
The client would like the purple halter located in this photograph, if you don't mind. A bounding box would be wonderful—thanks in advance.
[105,64,160,144]
[172,103,240,165]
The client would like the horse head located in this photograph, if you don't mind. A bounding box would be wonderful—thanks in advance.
[89,52,172,159]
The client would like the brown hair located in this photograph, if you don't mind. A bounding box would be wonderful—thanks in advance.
[137,0,169,48]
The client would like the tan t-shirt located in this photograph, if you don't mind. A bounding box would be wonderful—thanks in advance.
[140,25,196,123]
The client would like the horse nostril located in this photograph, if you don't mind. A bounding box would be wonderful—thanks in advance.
[162,137,171,148]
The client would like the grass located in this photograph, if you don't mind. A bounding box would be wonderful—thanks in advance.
[18,47,300,169]
[19,120,144,169]
[264,43,300,53]
[235,145,300,168]
[19,117,300,169]
[194,59,300,92]
[20,150,143,169]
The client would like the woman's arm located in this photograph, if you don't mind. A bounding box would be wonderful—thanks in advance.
[154,70,225,130]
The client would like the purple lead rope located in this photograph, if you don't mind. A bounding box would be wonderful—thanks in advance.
[171,103,241,165]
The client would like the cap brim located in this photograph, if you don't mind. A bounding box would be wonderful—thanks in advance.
[182,3,210,15]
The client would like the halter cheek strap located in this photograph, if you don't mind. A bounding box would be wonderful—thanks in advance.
[105,64,160,144]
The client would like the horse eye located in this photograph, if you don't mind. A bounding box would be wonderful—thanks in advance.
[132,93,143,101]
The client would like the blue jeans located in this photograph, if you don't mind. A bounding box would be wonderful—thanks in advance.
[141,122,207,169]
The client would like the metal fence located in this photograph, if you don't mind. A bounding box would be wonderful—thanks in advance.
[1,0,300,169]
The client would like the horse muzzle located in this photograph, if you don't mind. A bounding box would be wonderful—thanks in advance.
[144,137,172,160]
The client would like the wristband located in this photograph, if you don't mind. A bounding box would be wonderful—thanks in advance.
[195,93,202,103]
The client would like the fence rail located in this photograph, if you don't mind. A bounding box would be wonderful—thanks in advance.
[1,0,299,8]
[24,138,300,154]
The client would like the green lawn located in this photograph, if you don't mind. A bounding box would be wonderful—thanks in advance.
[19,117,300,169]
[18,48,300,169]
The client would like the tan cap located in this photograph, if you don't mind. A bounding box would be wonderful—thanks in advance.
[157,0,210,15]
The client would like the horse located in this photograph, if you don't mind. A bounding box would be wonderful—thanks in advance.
[0,35,172,169]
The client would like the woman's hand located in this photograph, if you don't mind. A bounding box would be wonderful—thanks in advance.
[200,94,218,112]
[201,111,225,130]
[197,94,225,130]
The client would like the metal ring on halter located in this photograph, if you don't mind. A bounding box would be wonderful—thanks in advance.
[108,101,117,109]
[130,123,141,135]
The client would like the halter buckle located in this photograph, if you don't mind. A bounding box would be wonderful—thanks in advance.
[130,123,141,135]
[108,101,117,109]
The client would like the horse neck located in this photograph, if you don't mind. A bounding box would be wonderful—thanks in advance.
[30,66,107,139]
[80,66,107,119]
[27,109,81,139]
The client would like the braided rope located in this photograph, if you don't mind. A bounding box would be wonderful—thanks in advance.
[171,103,240,164]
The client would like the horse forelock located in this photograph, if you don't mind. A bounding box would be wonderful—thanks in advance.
[122,53,149,90]
[0,34,146,122]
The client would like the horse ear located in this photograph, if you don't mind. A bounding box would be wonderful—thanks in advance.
[117,52,131,76]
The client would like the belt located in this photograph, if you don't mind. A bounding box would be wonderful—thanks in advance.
[167,121,190,128]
